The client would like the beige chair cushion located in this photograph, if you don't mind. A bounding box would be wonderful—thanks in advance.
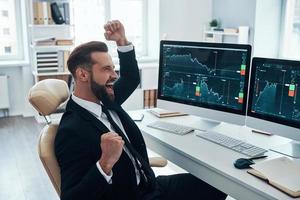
[149,157,168,167]
[38,122,61,196]
[28,79,69,116]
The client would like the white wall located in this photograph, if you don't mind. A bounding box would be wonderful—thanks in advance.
[212,0,283,57]
[212,0,256,45]
[253,0,282,57]
[159,0,212,41]
[0,66,34,117]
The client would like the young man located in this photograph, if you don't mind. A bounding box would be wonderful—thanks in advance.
[55,20,227,200]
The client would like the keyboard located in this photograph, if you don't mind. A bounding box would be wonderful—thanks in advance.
[147,121,194,135]
[195,131,267,157]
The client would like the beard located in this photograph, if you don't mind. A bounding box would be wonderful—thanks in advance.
[90,74,115,106]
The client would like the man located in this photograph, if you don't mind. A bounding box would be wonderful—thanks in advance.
[55,20,227,200]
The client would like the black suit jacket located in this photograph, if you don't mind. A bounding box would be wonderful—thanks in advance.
[55,50,153,200]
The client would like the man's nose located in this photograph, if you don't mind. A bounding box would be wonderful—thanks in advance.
[111,70,119,79]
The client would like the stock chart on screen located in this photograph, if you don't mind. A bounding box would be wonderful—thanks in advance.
[250,59,300,123]
[159,43,249,111]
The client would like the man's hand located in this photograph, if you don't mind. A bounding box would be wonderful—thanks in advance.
[104,20,129,46]
[99,132,124,175]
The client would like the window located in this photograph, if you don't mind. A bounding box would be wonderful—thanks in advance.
[4,46,11,54]
[73,0,158,60]
[281,0,300,59]
[2,10,8,17]
[0,0,23,60]
[109,0,146,57]
[3,28,10,35]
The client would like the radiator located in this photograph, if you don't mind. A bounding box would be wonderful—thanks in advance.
[0,75,10,110]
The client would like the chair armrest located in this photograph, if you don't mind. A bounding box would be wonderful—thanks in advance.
[149,157,168,168]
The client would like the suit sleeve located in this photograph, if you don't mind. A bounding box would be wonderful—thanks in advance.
[55,126,111,200]
[113,49,140,105]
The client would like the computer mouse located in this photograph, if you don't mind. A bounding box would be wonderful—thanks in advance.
[234,158,255,169]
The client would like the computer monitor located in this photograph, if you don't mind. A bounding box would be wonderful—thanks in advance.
[247,57,300,158]
[157,40,252,129]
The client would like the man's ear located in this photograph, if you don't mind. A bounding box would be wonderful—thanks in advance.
[75,68,90,82]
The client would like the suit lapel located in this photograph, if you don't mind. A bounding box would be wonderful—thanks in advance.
[66,98,110,134]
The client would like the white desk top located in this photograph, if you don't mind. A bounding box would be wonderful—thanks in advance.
[129,109,300,200]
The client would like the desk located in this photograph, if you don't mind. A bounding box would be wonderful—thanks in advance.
[129,110,300,200]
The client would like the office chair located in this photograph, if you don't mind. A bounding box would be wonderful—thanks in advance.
[28,79,167,196]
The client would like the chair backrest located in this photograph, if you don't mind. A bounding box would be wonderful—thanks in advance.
[28,79,69,196]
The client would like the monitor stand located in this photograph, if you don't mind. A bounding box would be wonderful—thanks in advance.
[270,141,300,158]
[193,118,221,131]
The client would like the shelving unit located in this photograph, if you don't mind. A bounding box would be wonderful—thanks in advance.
[27,0,74,84]
[203,26,249,44]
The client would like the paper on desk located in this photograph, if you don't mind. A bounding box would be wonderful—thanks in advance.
[251,157,300,192]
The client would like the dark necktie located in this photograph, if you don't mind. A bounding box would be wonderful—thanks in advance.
[101,105,155,190]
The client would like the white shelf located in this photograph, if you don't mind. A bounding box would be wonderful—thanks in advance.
[32,71,71,76]
[28,24,74,28]
[203,26,249,44]
[204,31,239,36]
[30,44,74,51]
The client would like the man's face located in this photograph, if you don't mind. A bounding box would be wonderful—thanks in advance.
[89,52,118,104]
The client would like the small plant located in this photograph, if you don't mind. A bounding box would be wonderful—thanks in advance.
[209,19,219,27]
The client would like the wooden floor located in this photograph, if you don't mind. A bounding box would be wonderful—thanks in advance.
[0,116,59,200]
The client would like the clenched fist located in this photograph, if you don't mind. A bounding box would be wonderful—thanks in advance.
[103,20,129,46]
[99,132,124,175]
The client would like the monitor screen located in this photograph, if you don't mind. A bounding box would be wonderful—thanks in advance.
[248,57,300,130]
[157,40,252,122]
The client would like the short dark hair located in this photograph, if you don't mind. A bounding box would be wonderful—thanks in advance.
[67,41,108,77]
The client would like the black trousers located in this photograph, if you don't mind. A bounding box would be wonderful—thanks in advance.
[142,173,227,200]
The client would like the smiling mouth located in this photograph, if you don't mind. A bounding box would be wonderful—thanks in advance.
[105,83,114,91]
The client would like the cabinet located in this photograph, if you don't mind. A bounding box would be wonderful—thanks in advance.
[203,26,249,44]
[28,0,74,83]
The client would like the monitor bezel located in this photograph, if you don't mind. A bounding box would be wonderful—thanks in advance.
[157,40,252,116]
[247,57,300,129]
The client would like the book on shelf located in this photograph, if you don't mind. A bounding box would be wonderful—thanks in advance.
[33,37,56,46]
[46,2,54,24]
[144,90,150,108]
[144,89,157,108]
[37,2,44,24]
[148,108,187,118]
[42,2,49,25]
[32,2,39,24]
[63,3,70,24]
[247,157,300,197]
[32,2,53,25]
[33,37,73,46]
[223,28,238,33]
[149,89,157,108]
[51,2,65,24]
[56,39,73,46]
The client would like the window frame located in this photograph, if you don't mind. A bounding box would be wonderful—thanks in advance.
[0,0,25,62]
[104,0,148,58]
[280,0,300,59]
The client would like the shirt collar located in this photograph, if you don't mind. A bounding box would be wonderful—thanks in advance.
[71,93,103,118]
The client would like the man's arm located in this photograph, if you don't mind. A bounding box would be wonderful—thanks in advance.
[104,20,140,105]
[55,126,111,200]
[114,49,140,105]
